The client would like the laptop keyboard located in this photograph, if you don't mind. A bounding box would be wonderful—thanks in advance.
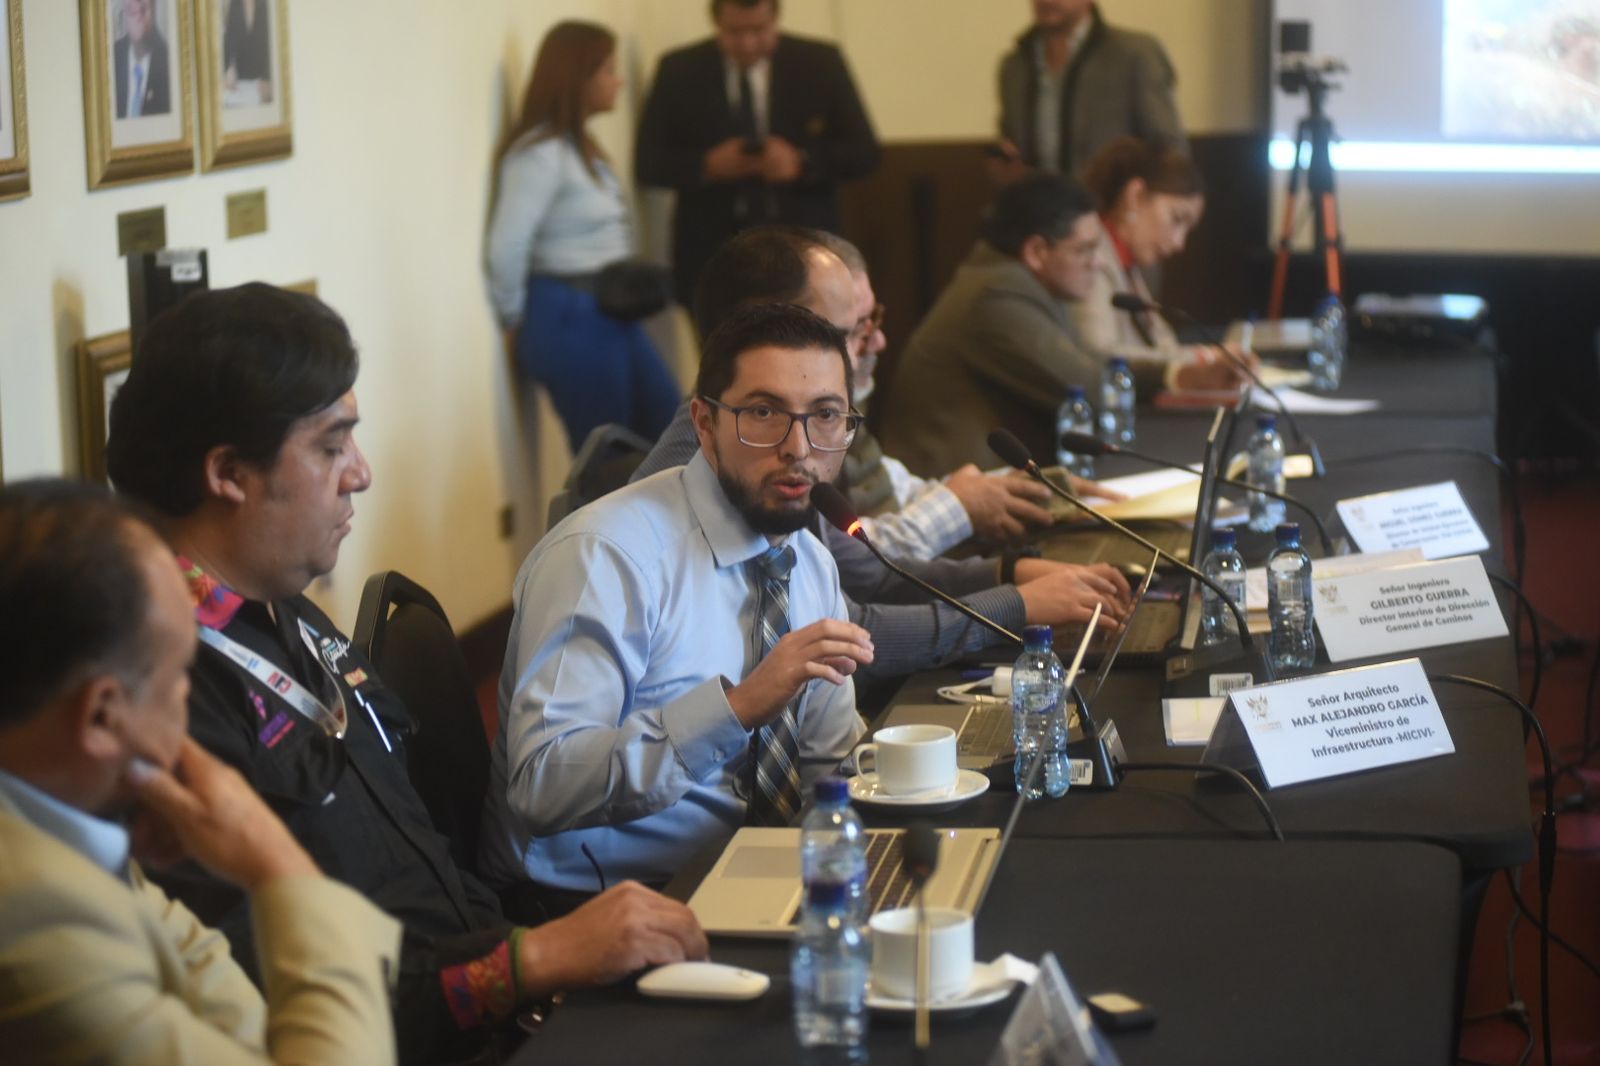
[1056,603,1177,658]
[957,703,1013,759]
[864,830,918,913]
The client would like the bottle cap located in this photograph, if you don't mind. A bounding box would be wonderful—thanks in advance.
[1275,522,1301,546]
[806,880,848,907]
[1109,357,1131,371]
[1212,528,1237,550]
[813,777,848,804]
[1023,624,1053,647]
[1256,414,1277,431]
[1066,385,1086,401]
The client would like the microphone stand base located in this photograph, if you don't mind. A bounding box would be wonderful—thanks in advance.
[1068,720,1127,790]
[1165,642,1275,696]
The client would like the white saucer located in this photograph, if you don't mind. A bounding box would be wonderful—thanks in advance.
[847,769,990,811]
[866,961,1017,1014]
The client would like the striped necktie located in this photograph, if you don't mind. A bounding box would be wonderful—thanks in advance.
[131,63,146,118]
[745,544,804,827]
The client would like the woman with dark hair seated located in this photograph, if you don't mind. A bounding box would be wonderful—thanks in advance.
[1071,135,1232,368]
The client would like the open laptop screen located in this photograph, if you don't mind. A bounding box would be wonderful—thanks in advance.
[1175,406,1234,643]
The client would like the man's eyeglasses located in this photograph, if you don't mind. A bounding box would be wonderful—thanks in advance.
[700,397,863,452]
[847,303,886,345]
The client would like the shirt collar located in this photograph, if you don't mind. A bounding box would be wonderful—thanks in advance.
[682,449,788,570]
[179,555,247,629]
[1100,214,1136,271]
[1029,14,1093,74]
[0,769,131,877]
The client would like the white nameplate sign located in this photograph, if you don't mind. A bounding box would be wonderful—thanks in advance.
[1225,658,1455,788]
[1336,481,1489,559]
[1312,555,1509,663]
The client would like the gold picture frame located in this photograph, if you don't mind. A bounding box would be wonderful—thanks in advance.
[195,0,290,170]
[0,0,29,201]
[77,330,133,482]
[80,0,196,189]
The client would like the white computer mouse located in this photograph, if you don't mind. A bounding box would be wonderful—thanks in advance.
[636,960,771,1001]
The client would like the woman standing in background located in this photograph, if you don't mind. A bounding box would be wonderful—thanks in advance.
[487,21,679,454]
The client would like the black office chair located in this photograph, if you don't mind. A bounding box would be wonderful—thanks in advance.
[353,570,489,877]
[545,422,654,528]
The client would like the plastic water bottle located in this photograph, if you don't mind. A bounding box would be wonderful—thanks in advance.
[1246,415,1287,532]
[1011,625,1069,799]
[1055,385,1097,478]
[1099,357,1137,445]
[1200,528,1247,646]
[791,880,869,1061]
[1308,295,1347,390]
[800,778,868,928]
[1267,522,1317,673]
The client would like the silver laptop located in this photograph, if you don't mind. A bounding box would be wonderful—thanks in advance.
[689,622,1104,937]
[880,552,1160,770]
[688,825,1003,937]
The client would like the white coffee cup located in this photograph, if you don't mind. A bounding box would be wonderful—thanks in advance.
[848,724,958,795]
[869,906,975,1002]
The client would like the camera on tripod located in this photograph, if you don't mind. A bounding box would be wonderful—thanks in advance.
[1276,20,1347,96]
[1268,19,1348,320]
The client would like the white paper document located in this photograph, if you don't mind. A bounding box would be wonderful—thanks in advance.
[1251,386,1379,415]
[1065,468,1203,522]
[1087,467,1199,500]
[1336,481,1490,559]
[1164,697,1226,746]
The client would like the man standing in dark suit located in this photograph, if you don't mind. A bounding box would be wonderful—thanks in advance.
[636,0,880,302]
[113,0,171,119]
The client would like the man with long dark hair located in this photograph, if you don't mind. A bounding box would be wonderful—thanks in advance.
[107,283,705,1064]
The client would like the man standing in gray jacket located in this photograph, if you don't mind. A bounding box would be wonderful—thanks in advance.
[992,0,1186,179]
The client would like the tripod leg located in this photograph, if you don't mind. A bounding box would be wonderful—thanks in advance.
[1269,120,1310,320]
[1320,191,1344,298]
[1305,110,1343,300]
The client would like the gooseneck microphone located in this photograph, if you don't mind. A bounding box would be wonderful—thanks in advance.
[1111,292,1327,478]
[811,483,1021,645]
[1056,430,1338,555]
[986,429,1272,682]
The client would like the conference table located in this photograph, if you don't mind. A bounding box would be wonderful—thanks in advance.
[512,340,1529,1064]
[518,840,1462,1065]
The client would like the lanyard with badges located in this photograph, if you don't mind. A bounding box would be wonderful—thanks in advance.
[198,621,349,739]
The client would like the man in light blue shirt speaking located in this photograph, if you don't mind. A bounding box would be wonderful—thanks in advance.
[482,303,875,903]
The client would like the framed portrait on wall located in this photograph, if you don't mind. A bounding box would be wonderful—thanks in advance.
[80,0,195,188]
[77,330,133,483]
[0,0,29,201]
[195,0,290,170]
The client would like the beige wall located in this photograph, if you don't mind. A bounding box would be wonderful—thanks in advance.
[834,0,1264,139]
[0,0,1260,633]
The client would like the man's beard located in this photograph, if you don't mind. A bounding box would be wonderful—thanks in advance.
[715,463,817,536]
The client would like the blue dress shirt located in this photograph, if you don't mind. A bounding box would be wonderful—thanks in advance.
[479,451,866,890]
[485,129,636,327]
[0,769,130,877]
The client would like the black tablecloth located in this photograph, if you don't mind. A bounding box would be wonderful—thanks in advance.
[517,840,1462,1066]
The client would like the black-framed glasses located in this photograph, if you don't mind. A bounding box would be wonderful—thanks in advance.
[700,396,863,452]
[847,302,886,345]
